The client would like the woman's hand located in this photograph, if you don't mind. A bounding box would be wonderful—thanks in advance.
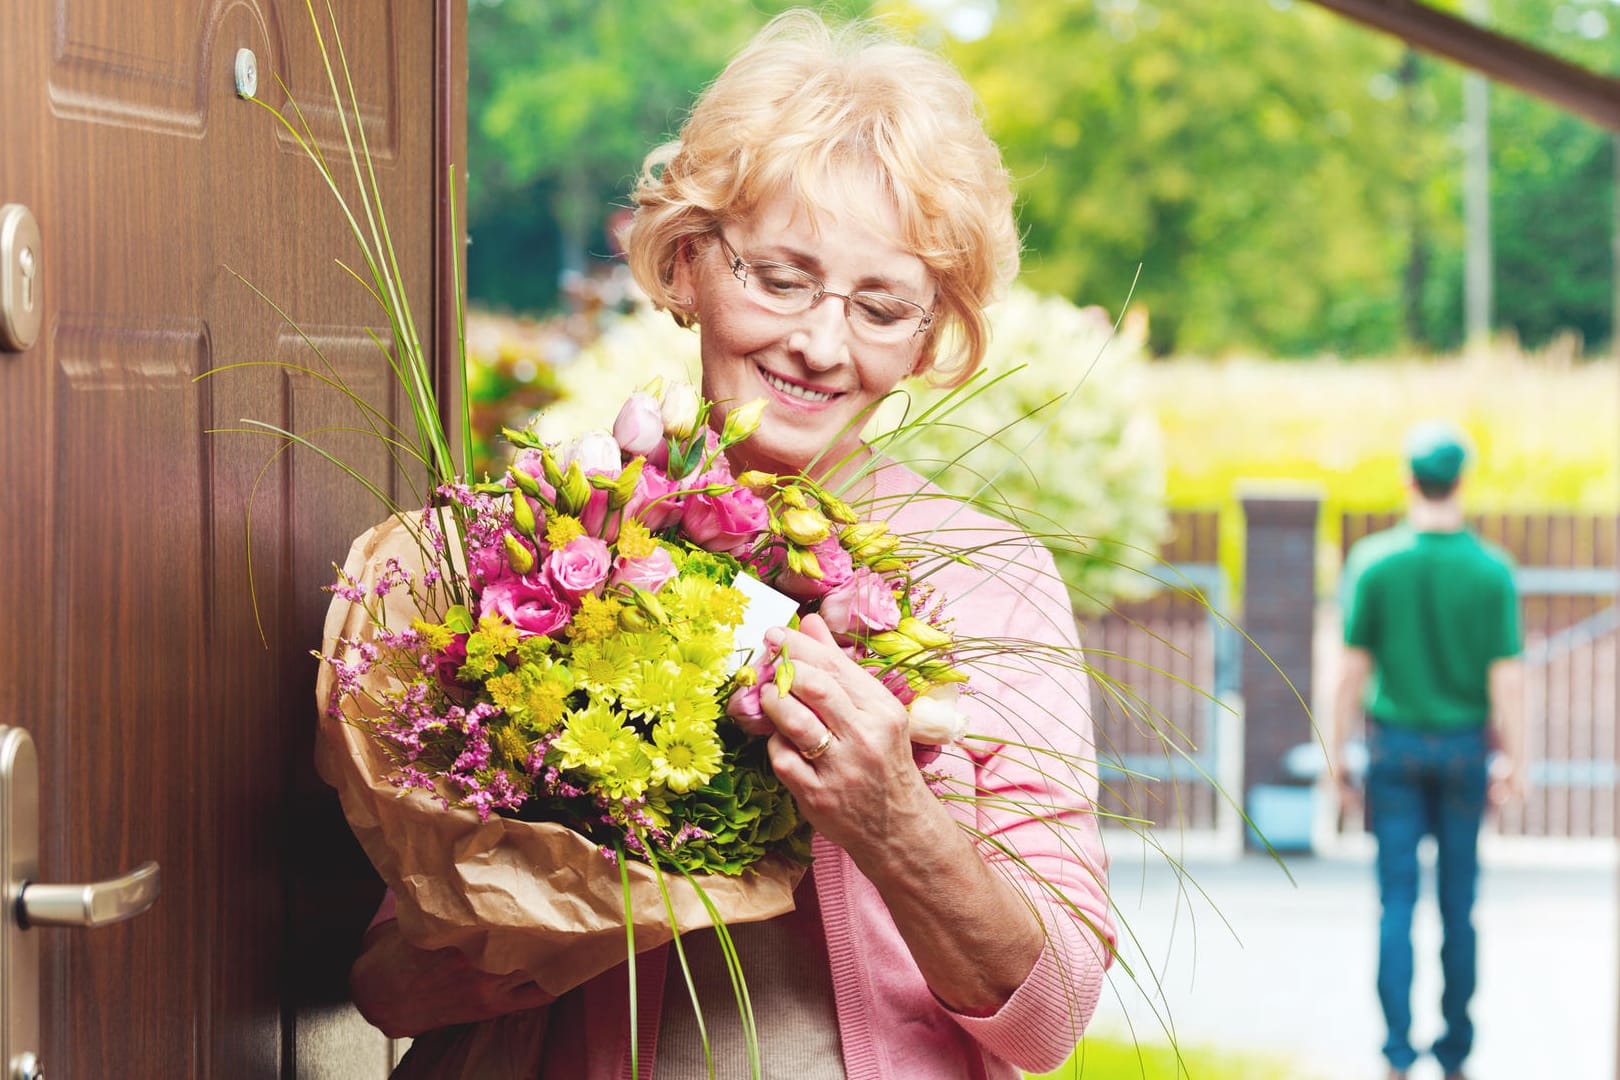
[350,919,554,1039]
[745,615,937,858]
[740,614,1043,1015]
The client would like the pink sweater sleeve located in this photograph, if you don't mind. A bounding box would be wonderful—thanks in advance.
[937,534,1117,1072]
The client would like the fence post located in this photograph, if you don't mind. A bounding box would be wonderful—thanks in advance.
[1240,489,1321,851]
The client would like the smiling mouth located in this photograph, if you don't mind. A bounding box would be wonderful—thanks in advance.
[757,365,843,404]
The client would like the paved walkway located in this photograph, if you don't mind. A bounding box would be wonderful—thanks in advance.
[1089,839,1617,1080]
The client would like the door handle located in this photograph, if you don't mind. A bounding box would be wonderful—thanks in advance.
[18,861,160,929]
[0,726,161,1075]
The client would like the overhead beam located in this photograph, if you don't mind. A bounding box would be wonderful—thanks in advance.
[1301,0,1620,131]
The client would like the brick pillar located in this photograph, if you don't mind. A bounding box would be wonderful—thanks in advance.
[1240,491,1320,849]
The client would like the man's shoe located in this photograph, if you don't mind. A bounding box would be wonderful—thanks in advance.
[1444,1073,1470,1080]
[1386,1070,1408,1080]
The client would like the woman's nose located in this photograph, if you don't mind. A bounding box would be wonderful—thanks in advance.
[790,294,853,370]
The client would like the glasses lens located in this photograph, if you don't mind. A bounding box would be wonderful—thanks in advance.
[848,293,923,340]
[744,263,820,313]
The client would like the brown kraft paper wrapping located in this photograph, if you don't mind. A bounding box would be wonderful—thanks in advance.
[314,513,805,998]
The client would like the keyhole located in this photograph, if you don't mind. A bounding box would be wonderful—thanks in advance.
[17,245,35,312]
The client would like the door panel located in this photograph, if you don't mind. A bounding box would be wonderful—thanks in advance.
[1,0,461,1073]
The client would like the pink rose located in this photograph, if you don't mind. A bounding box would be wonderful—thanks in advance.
[820,568,902,637]
[622,464,684,532]
[610,547,679,594]
[433,633,471,688]
[613,391,664,457]
[545,535,612,599]
[681,486,769,556]
[478,573,570,638]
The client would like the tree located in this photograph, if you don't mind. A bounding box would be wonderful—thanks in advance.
[466,0,806,310]
[948,0,1428,355]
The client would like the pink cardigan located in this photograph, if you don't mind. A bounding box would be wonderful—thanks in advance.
[380,465,1117,1077]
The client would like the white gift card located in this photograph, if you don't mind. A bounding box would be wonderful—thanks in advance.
[727,572,801,672]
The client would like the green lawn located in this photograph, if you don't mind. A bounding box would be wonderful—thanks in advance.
[1029,1037,1325,1080]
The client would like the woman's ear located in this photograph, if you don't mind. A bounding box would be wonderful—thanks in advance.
[670,238,698,312]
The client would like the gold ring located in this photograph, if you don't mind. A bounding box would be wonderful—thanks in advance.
[800,732,834,760]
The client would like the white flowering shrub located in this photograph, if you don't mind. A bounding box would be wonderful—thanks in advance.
[876,287,1169,613]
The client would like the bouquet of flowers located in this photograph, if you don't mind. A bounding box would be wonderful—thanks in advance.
[315,375,978,997]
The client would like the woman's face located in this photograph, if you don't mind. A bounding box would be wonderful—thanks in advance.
[675,182,933,481]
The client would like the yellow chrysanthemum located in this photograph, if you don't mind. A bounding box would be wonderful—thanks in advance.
[676,631,734,686]
[616,520,656,559]
[475,613,521,655]
[545,514,585,548]
[648,719,724,793]
[569,593,622,643]
[554,700,637,775]
[569,638,637,698]
[667,690,721,730]
[619,658,685,720]
[598,739,653,801]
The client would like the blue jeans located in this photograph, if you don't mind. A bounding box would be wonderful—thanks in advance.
[1366,723,1489,1074]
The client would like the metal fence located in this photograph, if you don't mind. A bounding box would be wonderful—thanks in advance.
[1342,512,1619,839]
[1088,510,1236,834]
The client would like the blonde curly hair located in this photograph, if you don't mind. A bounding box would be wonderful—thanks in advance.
[625,9,1019,386]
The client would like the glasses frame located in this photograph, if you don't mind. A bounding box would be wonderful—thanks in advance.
[714,231,935,340]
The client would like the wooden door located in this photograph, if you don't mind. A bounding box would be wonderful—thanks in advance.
[0,1,464,1074]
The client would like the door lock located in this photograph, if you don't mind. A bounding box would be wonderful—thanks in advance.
[0,206,42,353]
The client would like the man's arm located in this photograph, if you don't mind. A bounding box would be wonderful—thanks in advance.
[1330,646,1373,816]
[1487,656,1526,805]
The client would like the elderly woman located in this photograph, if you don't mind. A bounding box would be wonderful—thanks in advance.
[351,11,1114,1077]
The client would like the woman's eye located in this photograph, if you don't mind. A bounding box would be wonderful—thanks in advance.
[854,296,908,326]
[756,270,812,295]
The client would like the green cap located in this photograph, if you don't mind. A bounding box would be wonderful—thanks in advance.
[1404,420,1470,485]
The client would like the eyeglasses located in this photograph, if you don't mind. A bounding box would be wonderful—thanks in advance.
[715,231,934,345]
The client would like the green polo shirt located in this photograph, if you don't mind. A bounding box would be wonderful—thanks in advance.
[1341,523,1521,731]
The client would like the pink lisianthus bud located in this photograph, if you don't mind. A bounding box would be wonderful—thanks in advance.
[478,573,570,638]
[546,535,612,599]
[659,379,701,439]
[820,567,902,637]
[682,486,769,556]
[579,487,620,543]
[609,546,679,594]
[469,541,510,588]
[509,451,558,502]
[562,431,622,478]
[613,391,665,457]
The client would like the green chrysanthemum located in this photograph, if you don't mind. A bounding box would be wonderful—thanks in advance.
[648,719,724,793]
[569,637,638,698]
[554,700,637,775]
[619,658,687,720]
[675,631,734,689]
